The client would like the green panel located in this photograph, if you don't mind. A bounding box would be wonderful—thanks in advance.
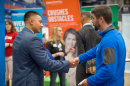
[82,6,94,12]
[44,76,67,86]
[44,76,59,86]
[109,5,118,29]
[82,5,118,29]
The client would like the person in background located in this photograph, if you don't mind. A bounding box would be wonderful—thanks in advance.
[74,5,126,86]
[43,33,47,49]
[76,11,101,86]
[46,26,75,86]
[12,11,77,86]
[43,33,47,44]
[63,28,78,86]
[5,20,18,86]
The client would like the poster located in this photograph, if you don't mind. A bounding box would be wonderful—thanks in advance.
[44,0,81,86]
[11,8,43,40]
[44,0,81,37]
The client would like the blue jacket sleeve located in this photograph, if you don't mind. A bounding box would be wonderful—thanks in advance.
[29,37,70,73]
[78,44,98,64]
[87,42,118,85]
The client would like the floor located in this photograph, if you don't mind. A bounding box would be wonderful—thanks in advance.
[124,73,130,86]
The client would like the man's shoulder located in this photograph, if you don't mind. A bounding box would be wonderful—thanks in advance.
[77,27,85,33]
[78,25,93,32]
[77,25,93,35]
[15,29,38,43]
[23,28,37,37]
[83,25,94,30]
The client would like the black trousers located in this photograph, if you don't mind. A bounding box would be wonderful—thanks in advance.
[76,62,93,86]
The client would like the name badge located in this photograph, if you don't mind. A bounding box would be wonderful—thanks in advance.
[53,44,57,47]
[5,36,12,40]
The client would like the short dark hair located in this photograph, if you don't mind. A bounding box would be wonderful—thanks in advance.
[91,5,112,24]
[81,11,91,19]
[24,11,40,22]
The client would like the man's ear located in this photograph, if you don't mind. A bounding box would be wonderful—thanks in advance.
[30,19,34,25]
[100,16,104,23]
[82,18,85,24]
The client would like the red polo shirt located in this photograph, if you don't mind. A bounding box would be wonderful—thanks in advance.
[5,32,18,57]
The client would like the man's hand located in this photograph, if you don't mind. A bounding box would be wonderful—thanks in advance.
[69,57,80,68]
[90,69,95,75]
[73,57,80,67]
[74,57,80,63]
[81,79,89,86]
[69,58,75,68]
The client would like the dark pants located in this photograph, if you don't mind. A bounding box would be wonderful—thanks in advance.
[50,72,65,86]
[76,62,93,86]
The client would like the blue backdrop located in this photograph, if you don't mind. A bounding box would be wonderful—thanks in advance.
[11,8,43,40]
[0,0,6,86]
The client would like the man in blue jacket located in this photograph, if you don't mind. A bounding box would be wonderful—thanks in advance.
[74,5,126,86]
[12,11,76,86]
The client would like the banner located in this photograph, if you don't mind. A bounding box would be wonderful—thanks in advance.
[44,0,81,86]
[82,4,118,29]
[11,8,43,40]
[0,0,6,86]
[122,14,130,73]
[44,0,81,37]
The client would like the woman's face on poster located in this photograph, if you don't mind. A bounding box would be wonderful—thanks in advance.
[65,33,76,49]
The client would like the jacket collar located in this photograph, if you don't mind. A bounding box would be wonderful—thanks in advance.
[83,23,91,27]
[98,24,115,36]
[22,27,34,34]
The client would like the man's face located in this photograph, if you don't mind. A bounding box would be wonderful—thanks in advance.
[31,15,43,33]
[92,14,100,31]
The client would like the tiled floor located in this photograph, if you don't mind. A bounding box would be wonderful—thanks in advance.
[124,73,130,86]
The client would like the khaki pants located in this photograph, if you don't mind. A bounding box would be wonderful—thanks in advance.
[5,56,13,81]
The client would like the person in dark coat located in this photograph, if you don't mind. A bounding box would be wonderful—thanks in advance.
[76,11,101,86]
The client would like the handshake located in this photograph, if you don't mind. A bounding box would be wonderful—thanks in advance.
[69,57,80,68]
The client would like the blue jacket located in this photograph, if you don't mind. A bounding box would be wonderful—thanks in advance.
[78,25,126,86]
[12,28,70,86]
